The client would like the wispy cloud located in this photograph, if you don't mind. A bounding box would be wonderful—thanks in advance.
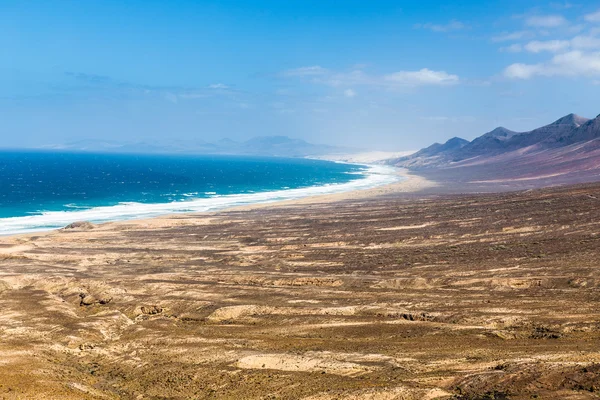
[63,72,237,103]
[282,66,460,88]
[282,66,329,77]
[585,9,600,22]
[525,14,567,28]
[571,34,600,48]
[511,35,600,55]
[499,44,524,53]
[384,69,459,86]
[64,72,113,85]
[550,2,575,10]
[504,50,600,79]
[207,83,229,89]
[414,20,468,33]
[524,39,570,53]
[492,30,533,42]
[497,7,600,82]
[343,89,356,98]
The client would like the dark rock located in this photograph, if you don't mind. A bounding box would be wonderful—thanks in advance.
[62,221,96,231]
[141,305,163,315]
[79,294,97,306]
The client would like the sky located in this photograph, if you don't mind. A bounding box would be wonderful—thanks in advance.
[2,0,600,151]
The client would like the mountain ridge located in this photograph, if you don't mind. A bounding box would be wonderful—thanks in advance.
[390,113,599,170]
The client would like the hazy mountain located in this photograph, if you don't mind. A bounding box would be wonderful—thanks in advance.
[544,114,599,145]
[395,137,469,169]
[36,136,354,158]
[239,136,342,157]
[390,113,599,170]
[416,137,469,158]
[459,127,518,155]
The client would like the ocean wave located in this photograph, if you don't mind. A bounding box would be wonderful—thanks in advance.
[0,165,400,236]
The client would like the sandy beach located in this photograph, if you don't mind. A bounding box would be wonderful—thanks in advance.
[228,167,437,211]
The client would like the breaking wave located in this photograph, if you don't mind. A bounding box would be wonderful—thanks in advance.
[0,165,399,236]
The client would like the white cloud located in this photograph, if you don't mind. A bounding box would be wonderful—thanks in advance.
[282,66,460,89]
[208,83,229,89]
[504,50,600,79]
[585,9,600,22]
[282,66,329,77]
[551,50,600,74]
[500,44,523,52]
[496,9,600,81]
[517,36,600,55]
[384,69,459,86]
[504,63,544,79]
[566,24,586,34]
[525,15,567,28]
[492,31,532,42]
[343,89,356,98]
[524,39,570,53]
[571,35,600,49]
[415,20,467,33]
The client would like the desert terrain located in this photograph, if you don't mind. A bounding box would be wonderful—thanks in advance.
[0,179,599,399]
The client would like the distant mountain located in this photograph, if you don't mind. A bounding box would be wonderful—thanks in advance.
[37,136,355,158]
[239,136,341,157]
[390,113,598,170]
[397,137,469,169]
[388,112,600,187]
[417,137,469,158]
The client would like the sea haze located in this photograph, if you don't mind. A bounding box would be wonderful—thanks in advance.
[0,151,398,235]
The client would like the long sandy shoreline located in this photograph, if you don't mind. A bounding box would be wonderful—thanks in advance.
[228,167,437,211]
[1,166,437,240]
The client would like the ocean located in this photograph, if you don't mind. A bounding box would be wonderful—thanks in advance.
[0,151,398,235]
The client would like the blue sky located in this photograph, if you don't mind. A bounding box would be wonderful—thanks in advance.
[2,0,600,150]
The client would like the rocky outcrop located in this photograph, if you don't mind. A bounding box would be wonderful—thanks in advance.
[62,221,96,231]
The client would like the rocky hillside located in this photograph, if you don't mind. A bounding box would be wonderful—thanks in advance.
[390,113,599,171]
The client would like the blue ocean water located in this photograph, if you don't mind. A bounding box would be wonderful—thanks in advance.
[0,151,398,235]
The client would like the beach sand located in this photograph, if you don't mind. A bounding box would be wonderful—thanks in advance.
[229,168,437,211]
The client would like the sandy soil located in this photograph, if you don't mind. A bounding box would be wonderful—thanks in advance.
[1,178,600,399]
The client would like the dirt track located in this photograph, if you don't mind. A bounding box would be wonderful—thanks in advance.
[1,183,600,399]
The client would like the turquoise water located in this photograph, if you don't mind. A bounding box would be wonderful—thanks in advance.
[0,151,398,235]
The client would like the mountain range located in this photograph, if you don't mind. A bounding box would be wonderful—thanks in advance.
[388,113,600,188]
[38,136,354,158]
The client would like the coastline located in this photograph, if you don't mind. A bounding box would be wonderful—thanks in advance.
[0,160,436,238]
[228,167,436,211]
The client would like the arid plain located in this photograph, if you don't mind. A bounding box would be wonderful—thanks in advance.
[1,179,600,399]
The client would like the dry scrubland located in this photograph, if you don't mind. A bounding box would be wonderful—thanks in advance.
[0,183,600,399]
